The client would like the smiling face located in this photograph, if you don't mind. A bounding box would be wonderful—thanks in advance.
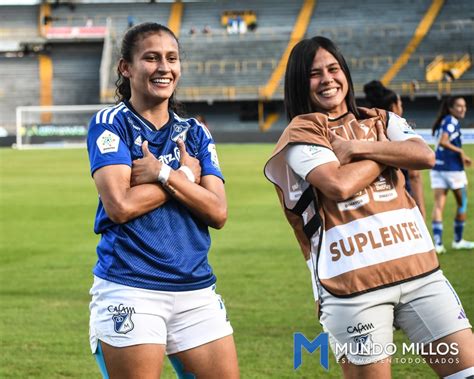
[119,31,181,109]
[449,97,467,119]
[309,48,348,118]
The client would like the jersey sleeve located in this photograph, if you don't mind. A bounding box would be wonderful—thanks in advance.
[285,144,338,180]
[386,112,422,142]
[440,115,456,136]
[193,121,224,181]
[87,113,132,176]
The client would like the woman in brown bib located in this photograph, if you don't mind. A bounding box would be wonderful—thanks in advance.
[265,36,473,378]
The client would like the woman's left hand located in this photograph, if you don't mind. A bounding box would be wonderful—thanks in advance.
[329,121,388,165]
[462,152,472,167]
[374,120,388,142]
[131,141,162,186]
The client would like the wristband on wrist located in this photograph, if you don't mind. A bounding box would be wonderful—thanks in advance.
[157,163,172,185]
[178,165,195,183]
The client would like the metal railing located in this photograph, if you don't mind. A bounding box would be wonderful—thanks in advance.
[100,78,474,103]
[177,54,469,75]
[181,59,277,74]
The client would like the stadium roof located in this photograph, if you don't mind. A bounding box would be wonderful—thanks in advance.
[0,0,209,5]
[0,0,40,4]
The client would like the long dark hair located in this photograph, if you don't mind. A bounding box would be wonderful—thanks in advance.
[284,36,359,121]
[115,22,182,114]
[363,80,398,111]
[431,96,464,136]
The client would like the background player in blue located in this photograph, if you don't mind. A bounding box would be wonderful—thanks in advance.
[87,23,239,378]
[431,96,473,254]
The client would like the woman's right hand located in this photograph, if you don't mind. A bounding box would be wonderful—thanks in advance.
[131,141,162,186]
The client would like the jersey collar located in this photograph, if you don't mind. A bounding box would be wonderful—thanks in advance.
[123,99,175,132]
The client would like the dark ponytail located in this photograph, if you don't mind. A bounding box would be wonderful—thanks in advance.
[431,96,464,136]
[115,22,183,114]
[363,80,398,111]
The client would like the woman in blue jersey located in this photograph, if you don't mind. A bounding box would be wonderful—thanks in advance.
[86,23,239,378]
[364,80,426,219]
[431,96,473,254]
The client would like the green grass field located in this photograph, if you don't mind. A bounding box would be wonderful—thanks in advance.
[1,144,473,378]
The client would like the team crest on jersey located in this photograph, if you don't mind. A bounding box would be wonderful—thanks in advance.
[109,304,135,334]
[171,121,190,142]
[97,130,120,154]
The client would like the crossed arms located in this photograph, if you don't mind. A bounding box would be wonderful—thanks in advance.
[305,122,435,201]
[92,139,227,229]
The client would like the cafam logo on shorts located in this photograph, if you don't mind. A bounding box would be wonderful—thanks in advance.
[108,304,136,334]
[347,322,375,334]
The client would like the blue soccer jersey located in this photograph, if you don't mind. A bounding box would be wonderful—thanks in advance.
[87,100,224,291]
[433,115,464,171]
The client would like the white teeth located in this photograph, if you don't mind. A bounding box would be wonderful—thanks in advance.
[320,88,337,97]
[152,78,171,84]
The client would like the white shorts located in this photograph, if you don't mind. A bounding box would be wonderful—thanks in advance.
[319,270,471,365]
[89,276,233,355]
[430,170,468,190]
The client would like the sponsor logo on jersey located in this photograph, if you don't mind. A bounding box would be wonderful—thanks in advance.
[215,293,229,322]
[108,304,135,334]
[127,116,141,131]
[450,131,460,141]
[399,118,416,134]
[171,121,190,142]
[337,189,370,211]
[347,322,375,334]
[158,147,180,165]
[97,130,120,154]
[134,135,142,146]
[371,174,398,202]
[208,143,220,169]
[358,123,372,139]
[302,145,323,157]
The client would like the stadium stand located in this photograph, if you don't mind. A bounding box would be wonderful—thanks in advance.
[0,57,40,128]
[44,2,171,30]
[0,0,472,142]
[0,5,38,39]
[51,43,102,105]
[397,0,474,82]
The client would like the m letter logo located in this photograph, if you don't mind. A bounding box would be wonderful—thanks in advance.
[293,332,329,370]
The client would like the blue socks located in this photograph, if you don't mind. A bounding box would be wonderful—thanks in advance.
[454,220,465,243]
[432,221,443,246]
[433,220,466,244]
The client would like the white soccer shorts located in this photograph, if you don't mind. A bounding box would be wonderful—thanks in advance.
[430,170,468,190]
[319,270,471,365]
[89,276,233,355]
